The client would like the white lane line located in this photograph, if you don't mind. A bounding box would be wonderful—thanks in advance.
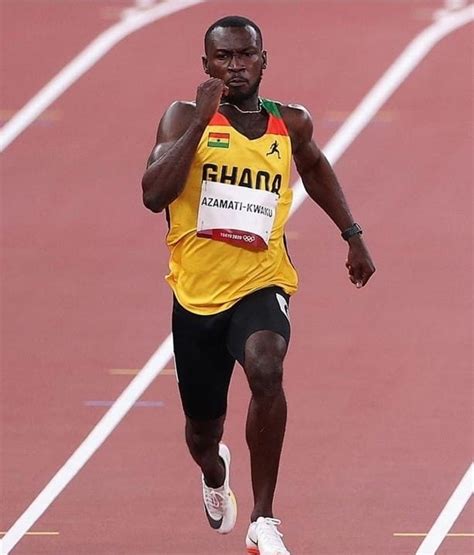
[290,4,474,214]
[0,0,206,152]
[0,336,174,555]
[415,463,474,555]
[1,5,473,555]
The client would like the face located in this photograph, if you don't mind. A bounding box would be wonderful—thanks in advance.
[203,25,267,101]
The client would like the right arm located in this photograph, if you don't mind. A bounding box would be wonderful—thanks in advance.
[141,78,228,213]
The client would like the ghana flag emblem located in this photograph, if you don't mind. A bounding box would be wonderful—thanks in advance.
[208,132,230,148]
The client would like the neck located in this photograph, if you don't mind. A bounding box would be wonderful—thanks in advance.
[221,93,261,112]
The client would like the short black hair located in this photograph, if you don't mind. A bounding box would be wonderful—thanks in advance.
[204,16,263,52]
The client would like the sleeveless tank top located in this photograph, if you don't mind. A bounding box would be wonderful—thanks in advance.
[165,98,298,314]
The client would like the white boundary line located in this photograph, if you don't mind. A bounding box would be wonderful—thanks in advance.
[1,5,473,555]
[0,0,206,152]
[290,4,474,214]
[0,334,174,555]
[415,463,474,555]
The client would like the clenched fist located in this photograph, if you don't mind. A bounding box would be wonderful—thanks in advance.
[194,78,229,127]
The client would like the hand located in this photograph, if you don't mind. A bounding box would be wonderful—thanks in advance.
[345,237,375,288]
[194,78,229,127]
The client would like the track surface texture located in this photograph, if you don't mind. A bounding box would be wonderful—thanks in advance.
[1,1,472,554]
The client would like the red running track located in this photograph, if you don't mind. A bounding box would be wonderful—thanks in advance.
[1,1,472,554]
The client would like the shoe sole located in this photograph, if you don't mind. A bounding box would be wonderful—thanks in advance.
[219,488,237,534]
[247,549,291,555]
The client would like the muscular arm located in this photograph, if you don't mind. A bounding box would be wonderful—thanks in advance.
[142,102,205,212]
[283,105,375,287]
[142,78,228,213]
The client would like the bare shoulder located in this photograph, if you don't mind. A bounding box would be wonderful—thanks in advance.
[156,100,197,143]
[274,103,314,151]
[146,101,198,167]
[163,100,196,118]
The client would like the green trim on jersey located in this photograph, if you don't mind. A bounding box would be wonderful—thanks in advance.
[261,98,282,119]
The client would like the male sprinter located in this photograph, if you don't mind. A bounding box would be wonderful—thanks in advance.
[142,15,375,555]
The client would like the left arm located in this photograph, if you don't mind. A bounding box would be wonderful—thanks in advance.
[283,104,375,288]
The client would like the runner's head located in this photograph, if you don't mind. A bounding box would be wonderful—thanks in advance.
[203,16,267,102]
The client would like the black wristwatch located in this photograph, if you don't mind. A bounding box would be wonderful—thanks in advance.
[341,223,363,241]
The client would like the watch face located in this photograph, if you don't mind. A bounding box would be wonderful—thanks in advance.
[342,223,362,240]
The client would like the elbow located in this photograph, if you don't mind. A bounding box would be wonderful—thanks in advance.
[142,175,163,213]
[142,191,164,213]
[141,171,180,212]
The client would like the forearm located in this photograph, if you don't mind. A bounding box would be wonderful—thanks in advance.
[301,153,356,232]
[142,119,205,212]
[289,106,375,285]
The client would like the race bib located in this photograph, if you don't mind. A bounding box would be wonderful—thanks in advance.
[197,180,277,251]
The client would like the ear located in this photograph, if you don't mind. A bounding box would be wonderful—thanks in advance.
[202,55,209,75]
[262,50,268,70]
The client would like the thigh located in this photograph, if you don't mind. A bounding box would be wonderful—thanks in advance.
[227,286,291,366]
[172,297,235,420]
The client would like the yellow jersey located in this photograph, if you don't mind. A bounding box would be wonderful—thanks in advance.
[165,98,298,314]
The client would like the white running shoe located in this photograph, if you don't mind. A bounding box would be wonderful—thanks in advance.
[246,517,291,555]
[202,443,237,534]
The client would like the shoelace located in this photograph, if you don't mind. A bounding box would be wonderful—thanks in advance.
[204,486,225,509]
[256,518,287,550]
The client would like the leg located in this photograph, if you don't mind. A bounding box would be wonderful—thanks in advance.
[185,413,238,535]
[226,287,291,523]
[244,330,288,522]
[171,296,235,485]
[185,415,226,488]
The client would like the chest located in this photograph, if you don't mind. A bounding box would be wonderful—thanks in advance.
[219,109,269,140]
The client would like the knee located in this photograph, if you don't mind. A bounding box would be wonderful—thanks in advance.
[245,353,285,398]
[185,419,223,455]
[244,331,288,399]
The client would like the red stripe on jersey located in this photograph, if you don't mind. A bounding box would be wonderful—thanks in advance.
[209,112,230,126]
[267,114,289,136]
[208,132,230,139]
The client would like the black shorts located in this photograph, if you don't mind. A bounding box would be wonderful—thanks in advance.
[172,286,291,421]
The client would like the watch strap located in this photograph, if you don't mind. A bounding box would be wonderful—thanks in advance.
[341,223,363,241]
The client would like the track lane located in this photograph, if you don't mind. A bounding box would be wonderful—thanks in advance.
[1,0,130,119]
[283,19,472,555]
